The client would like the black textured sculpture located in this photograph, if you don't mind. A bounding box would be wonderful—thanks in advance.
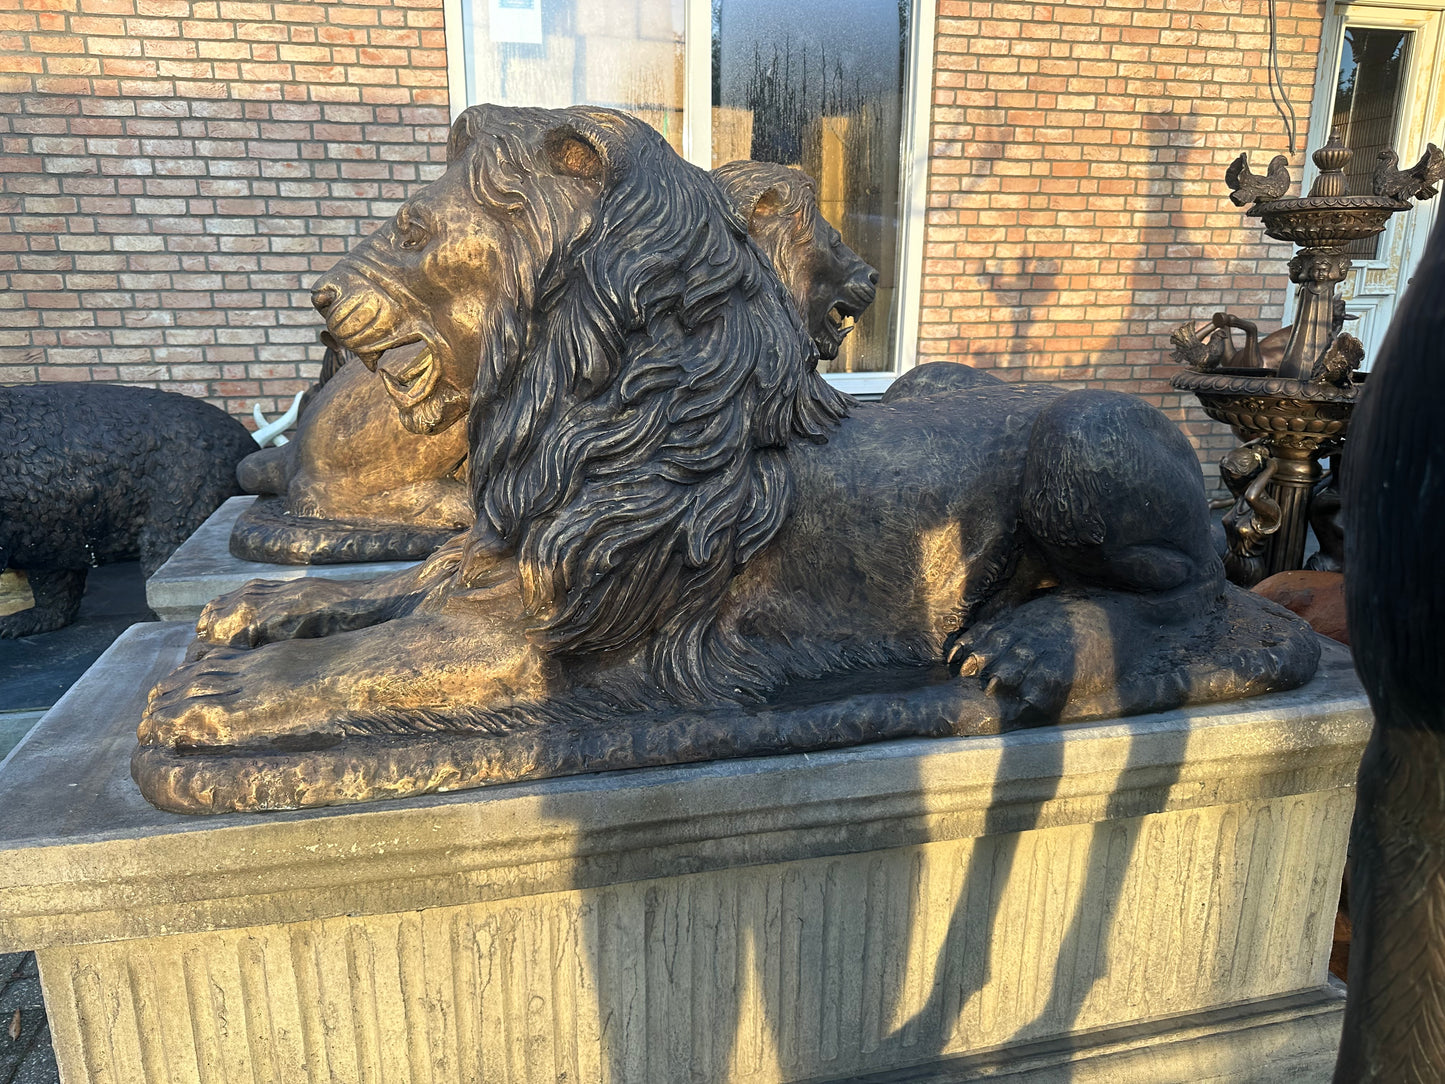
[1335,214,1445,1082]
[0,383,255,636]
[132,105,1320,814]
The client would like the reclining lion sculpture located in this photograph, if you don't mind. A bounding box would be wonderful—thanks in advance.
[133,104,1320,814]
[228,155,878,564]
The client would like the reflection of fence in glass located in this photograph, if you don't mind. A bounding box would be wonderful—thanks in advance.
[1333,27,1412,258]
[714,15,907,373]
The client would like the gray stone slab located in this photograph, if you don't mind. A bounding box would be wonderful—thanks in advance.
[0,625,1370,1082]
[144,496,419,622]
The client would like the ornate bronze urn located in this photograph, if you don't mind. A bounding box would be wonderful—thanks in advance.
[1172,128,1442,584]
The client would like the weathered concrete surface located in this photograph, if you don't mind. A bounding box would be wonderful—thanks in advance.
[0,624,1368,1082]
[144,497,419,622]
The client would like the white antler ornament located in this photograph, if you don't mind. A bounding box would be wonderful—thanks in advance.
[250,391,304,447]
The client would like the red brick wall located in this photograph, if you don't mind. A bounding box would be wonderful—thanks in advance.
[0,0,450,421]
[918,0,1323,487]
[3,0,1325,485]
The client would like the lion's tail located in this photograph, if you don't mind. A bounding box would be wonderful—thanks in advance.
[228,496,461,565]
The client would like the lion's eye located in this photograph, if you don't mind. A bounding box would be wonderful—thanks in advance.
[396,207,431,250]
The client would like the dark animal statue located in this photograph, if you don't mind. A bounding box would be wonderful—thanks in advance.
[1335,213,1445,1081]
[132,105,1319,814]
[0,383,255,637]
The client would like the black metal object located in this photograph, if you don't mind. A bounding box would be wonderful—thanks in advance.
[1334,210,1445,1083]
[1173,128,1442,585]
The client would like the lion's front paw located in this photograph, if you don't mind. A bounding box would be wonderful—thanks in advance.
[196,578,346,648]
[949,592,1130,727]
[196,580,286,647]
[138,647,342,750]
[139,650,250,747]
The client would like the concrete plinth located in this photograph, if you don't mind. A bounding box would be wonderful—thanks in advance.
[0,623,1367,1083]
[145,497,419,622]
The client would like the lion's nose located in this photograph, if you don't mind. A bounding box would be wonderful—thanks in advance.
[868,268,880,286]
[312,282,339,315]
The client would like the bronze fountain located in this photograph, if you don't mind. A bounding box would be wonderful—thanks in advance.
[1172,127,1442,585]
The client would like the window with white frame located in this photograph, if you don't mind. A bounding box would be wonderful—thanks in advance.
[442,0,934,393]
[1295,0,1445,365]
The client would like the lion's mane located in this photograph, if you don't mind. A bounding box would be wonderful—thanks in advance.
[711,160,826,307]
[446,106,853,701]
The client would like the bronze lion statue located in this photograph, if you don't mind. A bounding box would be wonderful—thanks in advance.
[228,153,878,564]
[133,105,1319,814]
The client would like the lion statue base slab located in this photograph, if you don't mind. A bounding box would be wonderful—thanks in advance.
[135,583,1313,813]
[133,105,1321,815]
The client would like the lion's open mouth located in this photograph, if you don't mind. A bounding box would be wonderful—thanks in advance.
[373,340,438,408]
[819,301,862,357]
[827,304,859,339]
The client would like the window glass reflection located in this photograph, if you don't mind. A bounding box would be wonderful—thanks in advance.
[712,0,909,372]
[1333,26,1412,258]
[465,0,686,154]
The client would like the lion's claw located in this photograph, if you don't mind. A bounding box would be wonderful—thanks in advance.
[953,612,1079,727]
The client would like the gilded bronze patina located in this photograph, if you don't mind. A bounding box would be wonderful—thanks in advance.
[133,105,1320,814]
[230,153,877,565]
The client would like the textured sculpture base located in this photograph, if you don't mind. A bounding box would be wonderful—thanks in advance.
[0,624,1366,1083]
[145,497,420,622]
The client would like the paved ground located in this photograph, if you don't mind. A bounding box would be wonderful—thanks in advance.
[0,955,51,1084]
[0,563,152,714]
[0,562,151,1084]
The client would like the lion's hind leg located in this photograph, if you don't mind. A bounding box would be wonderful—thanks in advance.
[952,390,1318,726]
[1018,390,1219,599]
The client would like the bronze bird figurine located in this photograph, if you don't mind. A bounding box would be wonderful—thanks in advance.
[1373,144,1445,202]
[1225,153,1291,207]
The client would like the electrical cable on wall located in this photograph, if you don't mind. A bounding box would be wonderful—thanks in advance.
[1266,0,1300,154]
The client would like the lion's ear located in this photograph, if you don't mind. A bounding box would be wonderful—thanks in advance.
[543,127,605,182]
[446,106,487,163]
[752,184,789,223]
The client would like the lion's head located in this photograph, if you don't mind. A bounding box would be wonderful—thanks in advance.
[311,106,604,436]
[711,160,878,361]
[318,105,852,698]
